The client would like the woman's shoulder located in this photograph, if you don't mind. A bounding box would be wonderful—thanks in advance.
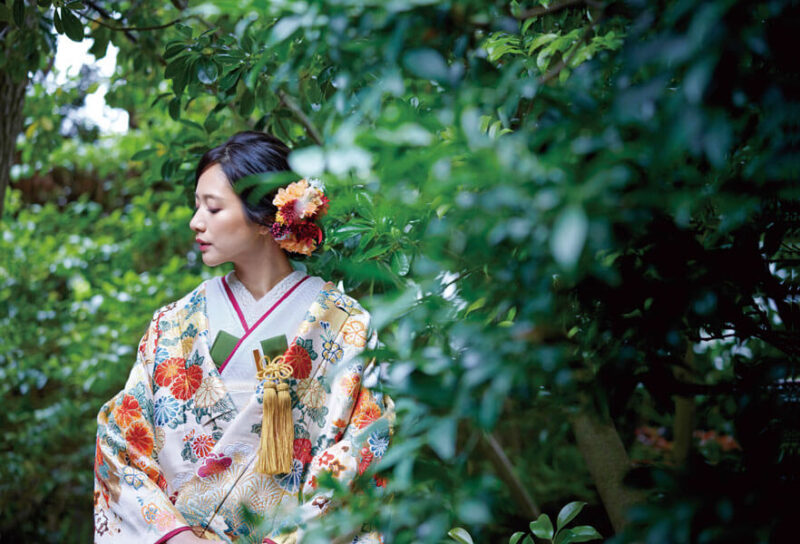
[315,280,371,321]
[149,277,212,325]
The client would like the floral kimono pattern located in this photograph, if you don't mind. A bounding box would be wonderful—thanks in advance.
[94,280,392,543]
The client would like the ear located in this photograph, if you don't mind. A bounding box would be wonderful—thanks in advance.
[258,224,272,236]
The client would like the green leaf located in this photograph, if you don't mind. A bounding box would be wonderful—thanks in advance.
[403,48,449,82]
[164,42,188,60]
[556,501,586,532]
[204,114,221,134]
[52,8,63,34]
[465,297,486,316]
[88,26,110,59]
[239,89,255,117]
[0,5,9,23]
[528,33,558,55]
[196,58,218,85]
[130,149,156,161]
[530,514,554,540]
[60,8,84,41]
[270,16,302,43]
[179,119,205,134]
[165,56,188,80]
[166,57,191,95]
[509,532,527,544]
[168,97,181,121]
[564,526,602,543]
[391,251,411,277]
[13,0,24,27]
[218,67,241,92]
[175,22,193,38]
[359,243,390,261]
[550,206,588,269]
[427,417,456,459]
[288,146,325,178]
[447,527,474,544]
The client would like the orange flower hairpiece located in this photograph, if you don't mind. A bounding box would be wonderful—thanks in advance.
[270,178,329,256]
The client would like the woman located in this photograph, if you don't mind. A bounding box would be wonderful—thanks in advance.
[93,132,392,544]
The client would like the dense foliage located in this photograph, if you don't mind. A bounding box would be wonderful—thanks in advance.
[1,0,796,542]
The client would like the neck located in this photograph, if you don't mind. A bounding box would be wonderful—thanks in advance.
[232,242,294,300]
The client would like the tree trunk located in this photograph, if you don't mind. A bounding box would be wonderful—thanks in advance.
[0,68,28,220]
[671,345,696,466]
[571,411,646,534]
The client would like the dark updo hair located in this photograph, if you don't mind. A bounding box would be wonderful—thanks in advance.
[195,131,291,226]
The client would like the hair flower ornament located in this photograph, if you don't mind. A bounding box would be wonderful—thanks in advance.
[271,178,329,256]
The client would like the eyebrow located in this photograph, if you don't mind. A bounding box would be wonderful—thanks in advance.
[194,193,223,202]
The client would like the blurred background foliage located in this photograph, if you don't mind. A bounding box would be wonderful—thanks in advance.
[1,0,797,542]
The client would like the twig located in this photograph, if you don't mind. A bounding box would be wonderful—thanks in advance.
[692,332,738,341]
[78,10,185,32]
[517,0,601,20]
[538,6,604,84]
[480,432,541,519]
[82,0,137,43]
[277,89,323,145]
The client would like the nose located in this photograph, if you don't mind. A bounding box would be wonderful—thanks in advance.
[190,209,204,233]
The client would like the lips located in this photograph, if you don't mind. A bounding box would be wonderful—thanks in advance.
[196,238,211,251]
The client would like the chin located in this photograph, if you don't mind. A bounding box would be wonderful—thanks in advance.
[201,254,224,267]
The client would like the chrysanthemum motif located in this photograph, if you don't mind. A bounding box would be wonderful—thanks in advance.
[126,421,154,456]
[153,396,180,426]
[169,365,203,400]
[276,459,304,492]
[352,390,381,430]
[194,375,225,408]
[191,434,216,458]
[298,378,326,410]
[368,430,390,457]
[113,394,141,428]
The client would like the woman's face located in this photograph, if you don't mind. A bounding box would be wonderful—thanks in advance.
[190,163,266,267]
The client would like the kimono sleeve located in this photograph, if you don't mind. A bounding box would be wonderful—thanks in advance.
[93,311,193,544]
[266,316,394,544]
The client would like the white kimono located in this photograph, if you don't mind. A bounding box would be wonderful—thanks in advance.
[93,272,392,543]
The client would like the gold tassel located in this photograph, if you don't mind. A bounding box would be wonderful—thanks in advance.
[256,382,279,474]
[275,382,294,473]
[255,353,295,475]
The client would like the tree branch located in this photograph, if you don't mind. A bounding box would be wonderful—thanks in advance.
[277,90,323,145]
[480,432,541,519]
[79,9,185,33]
[82,0,137,43]
[517,0,601,20]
